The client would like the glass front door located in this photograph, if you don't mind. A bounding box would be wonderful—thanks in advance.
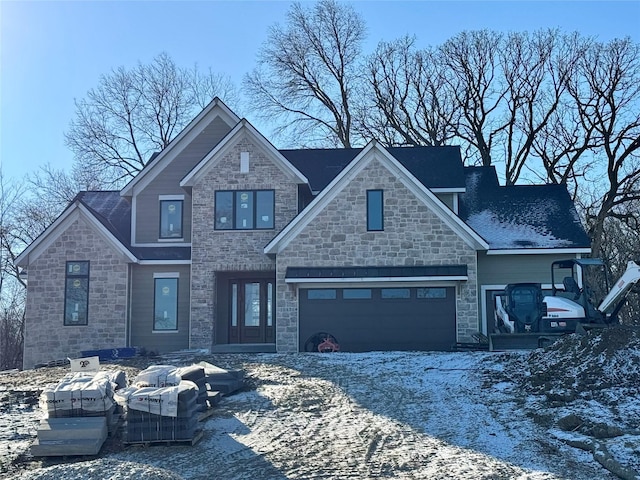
[229,279,275,344]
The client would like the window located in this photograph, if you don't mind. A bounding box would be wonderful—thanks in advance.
[159,199,183,239]
[381,288,410,299]
[367,190,383,231]
[343,289,372,299]
[154,278,178,331]
[417,288,448,299]
[307,289,337,300]
[215,190,274,230]
[64,261,89,326]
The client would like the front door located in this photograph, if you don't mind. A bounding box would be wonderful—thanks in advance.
[229,279,275,344]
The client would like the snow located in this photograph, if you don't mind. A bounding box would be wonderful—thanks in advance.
[1,335,639,479]
[466,210,574,249]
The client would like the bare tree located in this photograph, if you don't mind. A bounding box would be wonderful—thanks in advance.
[244,0,366,148]
[65,52,239,187]
[360,36,458,148]
[570,38,640,257]
[439,30,507,168]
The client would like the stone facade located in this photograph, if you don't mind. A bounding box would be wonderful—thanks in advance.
[275,155,479,352]
[189,134,299,348]
[23,215,129,368]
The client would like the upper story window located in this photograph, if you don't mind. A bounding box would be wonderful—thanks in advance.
[159,197,183,239]
[367,189,384,231]
[215,190,275,230]
[64,261,89,326]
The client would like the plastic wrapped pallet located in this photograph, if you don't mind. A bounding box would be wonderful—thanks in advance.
[115,380,198,418]
[115,380,200,443]
[39,372,115,418]
[197,361,245,395]
[133,365,181,388]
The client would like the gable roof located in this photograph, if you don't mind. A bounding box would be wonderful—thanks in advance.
[180,119,308,187]
[280,146,466,193]
[459,166,591,252]
[120,97,240,197]
[15,192,138,267]
[265,141,489,255]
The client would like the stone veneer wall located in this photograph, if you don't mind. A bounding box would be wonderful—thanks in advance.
[275,155,479,352]
[23,216,129,368]
[189,136,299,348]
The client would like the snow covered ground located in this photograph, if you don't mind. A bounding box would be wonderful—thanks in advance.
[1,327,639,480]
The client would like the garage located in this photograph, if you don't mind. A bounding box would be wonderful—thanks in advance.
[299,286,457,352]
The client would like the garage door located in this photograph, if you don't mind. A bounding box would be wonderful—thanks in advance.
[299,286,456,352]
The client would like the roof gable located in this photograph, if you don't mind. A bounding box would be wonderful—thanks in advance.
[265,141,488,255]
[120,97,240,197]
[15,198,137,267]
[180,119,308,187]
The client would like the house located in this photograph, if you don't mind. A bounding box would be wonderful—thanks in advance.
[16,98,591,368]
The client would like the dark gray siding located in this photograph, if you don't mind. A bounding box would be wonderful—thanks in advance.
[135,117,233,244]
[129,264,190,353]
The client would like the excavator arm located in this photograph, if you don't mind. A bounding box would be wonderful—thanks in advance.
[597,261,640,317]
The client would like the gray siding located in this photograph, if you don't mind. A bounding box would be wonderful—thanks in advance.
[129,264,191,353]
[477,252,581,333]
[135,117,233,244]
[434,192,455,212]
[477,252,578,286]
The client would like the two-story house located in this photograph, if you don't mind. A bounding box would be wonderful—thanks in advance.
[16,98,591,368]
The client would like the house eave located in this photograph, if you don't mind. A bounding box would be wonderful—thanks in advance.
[485,247,592,255]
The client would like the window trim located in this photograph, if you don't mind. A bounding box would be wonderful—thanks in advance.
[158,196,184,240]
[215,189,275,231]
[64,261,90,326]
[153,276,179,332]
[367,189,384,231]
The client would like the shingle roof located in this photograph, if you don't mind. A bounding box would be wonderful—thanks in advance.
[77,191,191,261]
[280,146,465,192]
[459,167,591,250]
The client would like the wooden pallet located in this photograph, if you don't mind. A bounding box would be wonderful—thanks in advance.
[123,429,203,447]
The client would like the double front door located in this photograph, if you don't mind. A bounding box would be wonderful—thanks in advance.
[229,278,275,344]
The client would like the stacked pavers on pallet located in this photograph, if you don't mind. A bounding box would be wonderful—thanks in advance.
[32,370,125,456]
[117,365,202,444]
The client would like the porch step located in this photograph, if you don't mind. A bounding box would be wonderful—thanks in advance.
[210,344,276,353]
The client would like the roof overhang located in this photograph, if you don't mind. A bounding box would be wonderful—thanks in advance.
[486,248,592,255]
[285,265,468,284]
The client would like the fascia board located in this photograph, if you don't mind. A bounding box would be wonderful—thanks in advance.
[264,141,379,254]
[285,276,468,284]
[430,187,466,193]
[180,119,309,187]
[486,248,592,255]
[121,98,240,197]
[16,203,137,267]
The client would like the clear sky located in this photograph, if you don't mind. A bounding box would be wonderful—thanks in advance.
[1,0,639,183]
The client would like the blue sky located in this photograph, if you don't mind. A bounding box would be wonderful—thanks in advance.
[1,1,639,183]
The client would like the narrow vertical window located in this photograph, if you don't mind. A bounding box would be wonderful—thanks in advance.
[367,190,384,231]
[159,199,183,238]
[215,191,234,229]
[236,191,255,229]
[64,261,89,326]
[154,278,178,331]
